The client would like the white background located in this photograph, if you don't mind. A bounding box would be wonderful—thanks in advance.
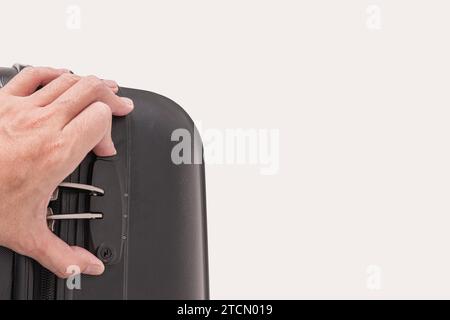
[1,0,450,299]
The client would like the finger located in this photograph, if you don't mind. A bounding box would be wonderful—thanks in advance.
[49,75,133,127]
[2,66,69,96]
[62,102,114,172]
[92,107,116,157]
[102,80,119,93]
[29,230,104,279]
[31,74,119,106]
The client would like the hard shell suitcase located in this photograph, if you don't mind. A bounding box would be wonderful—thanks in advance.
[0,65,209,300]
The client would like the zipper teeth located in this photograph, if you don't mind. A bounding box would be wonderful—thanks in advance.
[37,196,61,300]
[39,268,56,300]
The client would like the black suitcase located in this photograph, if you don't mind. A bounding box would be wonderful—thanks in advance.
[0,65,209,300]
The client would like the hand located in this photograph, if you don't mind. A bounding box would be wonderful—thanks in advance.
[0,66,134,278]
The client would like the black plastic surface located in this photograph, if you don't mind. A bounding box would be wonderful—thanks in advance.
[0,67,209,300]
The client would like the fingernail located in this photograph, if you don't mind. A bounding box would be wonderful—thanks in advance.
[121,97,134,110]
[106,140,117,156]
[84,263,105,275]
[111,142,117,155]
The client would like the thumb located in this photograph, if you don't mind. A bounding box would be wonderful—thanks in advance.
[29,230,105,279]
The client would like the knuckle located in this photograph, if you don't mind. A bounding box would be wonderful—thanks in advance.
[19,110,52,130]
[75,104,112,138]
[85,75,101,83]
[47,135,65,154]
[21,66,40,79]
[83,75,105,93]
[93,103,113,133]
[59,72,79,86]
[54,266,71,279]
[53,96,76,110]
[45,135,69,165]
[95,102,112,118]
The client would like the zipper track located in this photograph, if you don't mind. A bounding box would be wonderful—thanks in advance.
[37,268,56,300]
[35,191,62,300]
[36,162,86,300]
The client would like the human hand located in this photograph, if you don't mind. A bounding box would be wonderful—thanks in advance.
[0,66,134,278]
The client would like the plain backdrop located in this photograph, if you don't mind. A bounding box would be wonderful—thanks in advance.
[2,0,450,299]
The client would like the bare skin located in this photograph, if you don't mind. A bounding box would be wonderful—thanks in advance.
[0,66,134,278]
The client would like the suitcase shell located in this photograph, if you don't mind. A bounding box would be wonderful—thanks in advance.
[0,66,209,300]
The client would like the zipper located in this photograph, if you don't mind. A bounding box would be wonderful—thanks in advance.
[35,156,103,300]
